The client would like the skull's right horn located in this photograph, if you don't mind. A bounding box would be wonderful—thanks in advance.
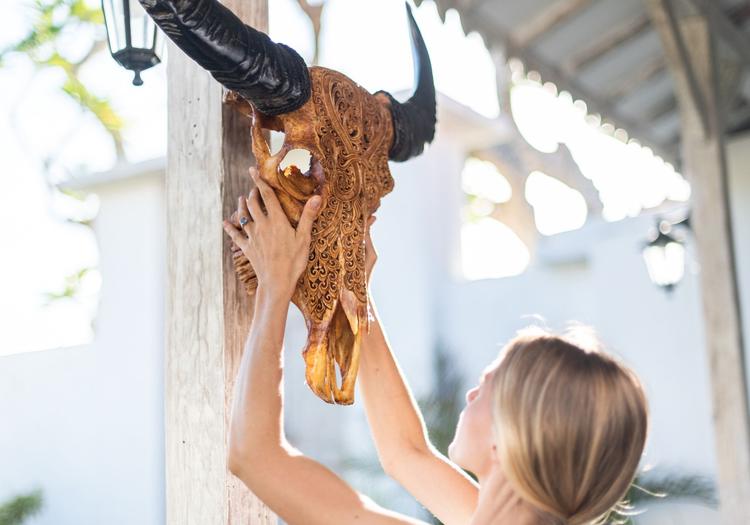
[376,3,437,162]
[138,0,311,116]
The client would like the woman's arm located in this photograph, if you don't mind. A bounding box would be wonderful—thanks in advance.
[358,219,479,525]
[226,289,426,525]
[222,169,429,525]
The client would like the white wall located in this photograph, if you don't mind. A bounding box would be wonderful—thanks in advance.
[439,214,717,476]
[0,172,166,524]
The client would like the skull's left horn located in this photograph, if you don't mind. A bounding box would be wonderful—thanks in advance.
[377,3,437,162]
[138,0,310,116]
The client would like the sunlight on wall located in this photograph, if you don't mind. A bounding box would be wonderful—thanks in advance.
[460,158,529,279]
[0,182,101,357]
[525,171,587,236]
[510,82,561,154]
[461,157,512,203]
[509,64,690,222]
[461,217,530,280]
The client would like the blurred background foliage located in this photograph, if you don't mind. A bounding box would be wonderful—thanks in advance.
[0,0,124,170]
[1,0,111,306]
[0,490,43,525]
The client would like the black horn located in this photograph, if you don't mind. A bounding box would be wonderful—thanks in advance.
[138,0,310,115]
[377,3,437,162]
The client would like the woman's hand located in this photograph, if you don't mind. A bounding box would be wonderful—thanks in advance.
[222,166,322,304]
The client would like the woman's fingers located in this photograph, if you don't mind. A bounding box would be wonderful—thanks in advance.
[245,187,265,225]
[237,194,254,231]
[296,195,322,241]
[250,167,284,219]
[222,220,246,246]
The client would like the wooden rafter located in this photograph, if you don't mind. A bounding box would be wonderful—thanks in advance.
[458,10,678,164]
[510,0,595,47]
[643,94,678,121]
[685,0,750,66]
[728,101,750,132]
[457,0,493,16]
[661,0,710,135]
[563,15,650,73]
[602,56,666,102]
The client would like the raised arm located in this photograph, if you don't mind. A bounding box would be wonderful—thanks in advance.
[358,218,479,525]
[222,169,428,525]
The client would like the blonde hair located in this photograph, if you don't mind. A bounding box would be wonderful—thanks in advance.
[489,327,648,525]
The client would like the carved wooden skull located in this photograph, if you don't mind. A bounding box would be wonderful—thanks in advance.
[140,0,436,404]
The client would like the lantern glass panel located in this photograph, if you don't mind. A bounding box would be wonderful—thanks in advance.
[102,0,127,53]
[128,0,157,50]
[642,241,686,288]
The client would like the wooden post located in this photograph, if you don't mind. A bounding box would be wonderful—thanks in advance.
[645,2,750,523]
[164,0,275,523]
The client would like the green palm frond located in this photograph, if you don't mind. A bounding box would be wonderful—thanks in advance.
[1,0,123,159]
[0,489,43,525]
[43,266,95,302]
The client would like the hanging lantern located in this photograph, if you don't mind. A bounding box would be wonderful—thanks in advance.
[642,222,686,292]
[101,0,162,85]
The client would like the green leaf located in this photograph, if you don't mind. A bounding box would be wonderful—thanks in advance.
[0,489,43,525]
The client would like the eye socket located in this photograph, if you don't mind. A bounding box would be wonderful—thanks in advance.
[269,130,286,155]
[280,148,313,175]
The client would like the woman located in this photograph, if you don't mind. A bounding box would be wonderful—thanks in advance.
[222,167,649,525]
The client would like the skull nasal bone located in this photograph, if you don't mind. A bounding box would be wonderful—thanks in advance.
[280,148,313,175]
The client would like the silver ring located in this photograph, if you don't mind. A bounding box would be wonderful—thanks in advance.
[240,216,249,227]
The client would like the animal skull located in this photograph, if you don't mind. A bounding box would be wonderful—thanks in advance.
[139,0,436,404]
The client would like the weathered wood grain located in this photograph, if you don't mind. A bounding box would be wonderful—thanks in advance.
[645,3,750,523]
[165,1,275,523]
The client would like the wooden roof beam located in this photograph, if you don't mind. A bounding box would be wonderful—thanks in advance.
[603,56,666,102]
[511,0,596,47]
[728,100,750,133]
[661,0,710,135]
[459,11,677,164]
[685,0,750,66]
[645,2,750,521]
[563,15,651,74]
[643,94,678,121]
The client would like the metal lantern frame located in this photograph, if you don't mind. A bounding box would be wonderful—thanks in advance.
[642,217,690,293]
[101,0,162,85]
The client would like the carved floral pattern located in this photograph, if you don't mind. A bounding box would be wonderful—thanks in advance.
[229,66,394,405]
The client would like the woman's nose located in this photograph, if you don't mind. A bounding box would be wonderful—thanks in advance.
[465,386,479,404]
